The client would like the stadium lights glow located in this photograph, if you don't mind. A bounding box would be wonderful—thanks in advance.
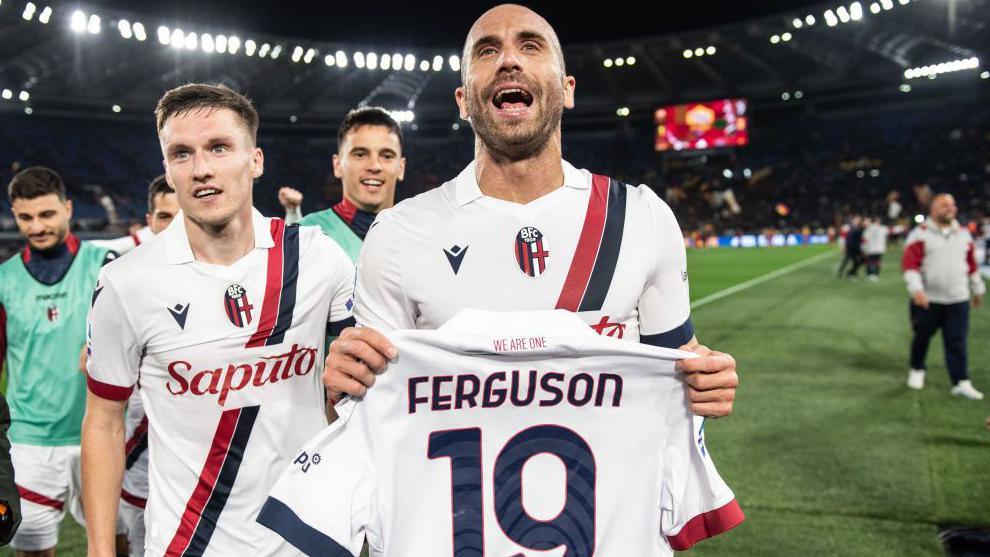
[39,5,52,24]
[781,32,792,41]
[257,42,270,57]
[605,58,614,66]
[354,52,365,68]
[291,46,303,63]
[157,26,169,44]
[289,115,297,123]
[170,29,183,48]
[133,22,146,41]
[616,107,630,117]
[452,122,460,131]
[899,83,911,92]
[25,107,33,115]
[450,55,461,71]
[836,6,850,22]
[228,36,240,54]
[87,14,100,34]
[682,49,692,58]
[850,2,863,20]
[704,47,715,56]
[404,54,416,71]
[336,51,347,67]
[904,57,980,79]
[824,10,838,26]
[982,71,990,79]
[381,54,391,70]
[432,55,443,72]
[870,169,880,177]
[898,0,909,4]
[782,91,791,100]
[794,90,804,99]
[693,48,704,57]
[792,18,803,28]
[270,45,281,59]
[626,56,636,65]
[245,39,256,56]
[615,57,624,67]
[367,52,378,69]
[201,33,214,53]
[870,3,881,14]
[770,35,780,44]
[215,34,227,53]
[304,47,316,64]
[324,54,335,66]
[806,14,816,25]
[914,214,924,223]
[118,19,132,39]
[1,89,11,100]
[389,110,415,123]
[112,104,121,113]
[722,169,733,178]
[22,2,35,21]
[420,59,430,71]
[880,0,893,9]
[70,10,86,33]
[184,32,197,51]
[19,90,29,101]
[743,168,752,178]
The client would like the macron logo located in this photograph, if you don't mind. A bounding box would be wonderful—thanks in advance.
[443,245,469,275]
[168,303,190,330]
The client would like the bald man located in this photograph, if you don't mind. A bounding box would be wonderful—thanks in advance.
[903,194,986,399]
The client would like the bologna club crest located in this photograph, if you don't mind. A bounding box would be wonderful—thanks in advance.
[515,226,550,278]
[224,284,254,328]
[46,304,59,323]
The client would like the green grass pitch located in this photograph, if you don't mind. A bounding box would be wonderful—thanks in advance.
[4,244,987,556]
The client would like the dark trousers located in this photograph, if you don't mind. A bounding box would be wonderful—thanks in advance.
[838,250,863,277]
[865,254,883,276]
[910,301,970,384]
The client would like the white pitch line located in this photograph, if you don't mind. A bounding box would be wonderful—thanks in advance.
[691,248,839,309]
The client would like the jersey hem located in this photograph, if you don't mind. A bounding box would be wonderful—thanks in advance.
[666,498,745,550]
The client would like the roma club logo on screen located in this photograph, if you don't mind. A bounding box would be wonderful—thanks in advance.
[654,98,749,152]
[224,284,254,328]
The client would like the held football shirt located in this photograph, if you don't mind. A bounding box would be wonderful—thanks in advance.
[259,310,743,556]
[87,209,355,556]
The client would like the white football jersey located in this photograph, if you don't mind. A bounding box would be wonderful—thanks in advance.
[87,209,355,556]
[89,226,156,255]
[355,160,694,348]
[259,310,743,556]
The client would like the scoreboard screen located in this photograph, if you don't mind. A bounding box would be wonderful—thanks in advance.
[654,98,749,151]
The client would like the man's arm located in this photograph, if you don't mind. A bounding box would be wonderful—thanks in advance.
[81,394,126,557]
[278,187,304,225]
[0,393,20,544]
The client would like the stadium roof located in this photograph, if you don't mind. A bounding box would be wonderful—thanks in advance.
[0,0,987,131]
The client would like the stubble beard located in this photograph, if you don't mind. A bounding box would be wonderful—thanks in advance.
[466,76,565,162]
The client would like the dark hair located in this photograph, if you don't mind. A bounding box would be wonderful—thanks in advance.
[7,166,66,203]
[147,174,175,213]
[155,83,259,144]
[337,107,403,151]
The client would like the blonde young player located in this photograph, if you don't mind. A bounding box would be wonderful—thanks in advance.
[81,84,355,556]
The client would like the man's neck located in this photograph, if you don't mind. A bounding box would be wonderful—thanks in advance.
[474,133,565,204]
[932,218,954,230]
[185,208,255,265]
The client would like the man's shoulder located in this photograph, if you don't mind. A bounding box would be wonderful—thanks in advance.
[97,236,166,287]
[299,208,337,227]
[376,183,456,229]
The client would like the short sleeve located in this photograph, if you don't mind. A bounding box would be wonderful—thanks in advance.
[86,273,141,401]
[353,211,417,332]
[257,399,375,557]
[637,187,694,348]
[317,233,356,336]
[660,392,744,550]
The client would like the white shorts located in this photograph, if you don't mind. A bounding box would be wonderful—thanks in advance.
[119,496,146,557]
[10,444,86,551]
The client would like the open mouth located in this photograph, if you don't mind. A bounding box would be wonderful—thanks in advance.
[193,187,222,199]
[492,87,534,111]
[360,178,384,188]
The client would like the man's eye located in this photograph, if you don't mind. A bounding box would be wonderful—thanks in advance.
[213,145,227,153]
[479,47,497,57]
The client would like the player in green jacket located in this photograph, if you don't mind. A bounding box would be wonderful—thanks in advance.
[299,107,406,262]
[0,167,114,556]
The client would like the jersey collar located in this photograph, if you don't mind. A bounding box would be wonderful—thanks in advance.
[454,159,589,207]
[164,208,275,264]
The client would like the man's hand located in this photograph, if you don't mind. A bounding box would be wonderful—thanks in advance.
[676,343,738,418]
[324,327,397,403]
[973,294,983,309]
[277,187,303,210]
[911,291,929,309]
